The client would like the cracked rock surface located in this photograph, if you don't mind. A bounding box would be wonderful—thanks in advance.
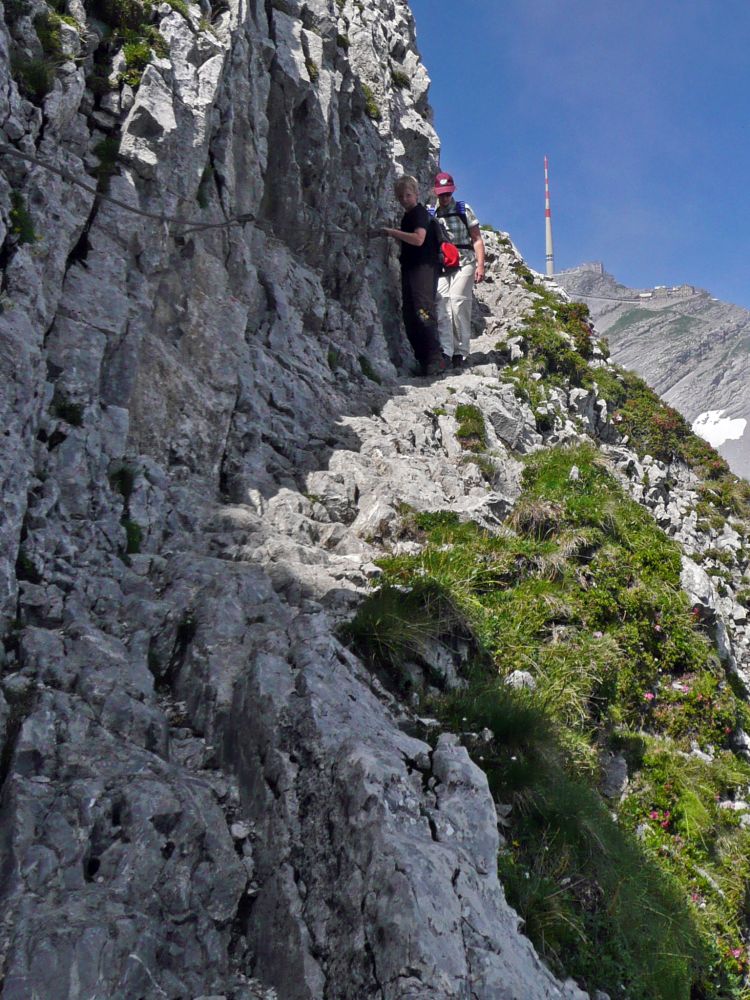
[0,0,593,996]
[2,0,747,997]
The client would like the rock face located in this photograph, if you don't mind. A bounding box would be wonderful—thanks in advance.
[554,262,750,479]
[2,1,748,996]
[0,1,595,998]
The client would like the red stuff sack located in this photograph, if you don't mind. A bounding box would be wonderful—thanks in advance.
[440,241,460,270]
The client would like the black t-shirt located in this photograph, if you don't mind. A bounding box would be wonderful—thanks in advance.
[400,203,440,270]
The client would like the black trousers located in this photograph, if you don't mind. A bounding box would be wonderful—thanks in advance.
[401,263,441,365]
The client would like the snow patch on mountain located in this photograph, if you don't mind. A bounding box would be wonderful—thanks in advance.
[693,410,748,448]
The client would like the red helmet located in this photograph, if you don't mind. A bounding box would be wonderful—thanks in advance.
[434,172,456,195]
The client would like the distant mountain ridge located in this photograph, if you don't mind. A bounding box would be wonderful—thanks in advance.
[555,263,750,478]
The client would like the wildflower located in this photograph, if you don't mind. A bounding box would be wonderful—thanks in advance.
[649,810,660,820]
[644,692,655,702]
[731,948,743,960]
[593,630,603,639]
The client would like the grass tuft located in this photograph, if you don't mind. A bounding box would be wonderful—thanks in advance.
[455,403,487,451]
[359,354,382,384]
[361,81,382,121]
[8,192,37,244]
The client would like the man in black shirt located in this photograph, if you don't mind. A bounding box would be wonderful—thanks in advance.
[381,176,445,375]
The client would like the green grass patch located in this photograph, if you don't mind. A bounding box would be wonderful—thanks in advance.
[88,0,154,31]
[109,465,136,502]
[502,295,594,411]
[92,137,121,187]
[345,441,750,998]
[605,307,661,339]
[34,10,64,61]
[52,396,84,426]
[455,403,487,451]
[11,54,54,103]
[85,0,168,90]
[667,314,699,337]
[341,579,469,691]
[359,354,382,384]
[505,290,749,523]
[121,38,153,86]
[16,548,41,585]
[109,464,144,556]
[587,367,750,518]
[124,519,142,554]
[361,82,382,121]
[8,192,37,244]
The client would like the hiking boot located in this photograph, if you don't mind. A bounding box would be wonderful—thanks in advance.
[425,354,447,376]
[452,353,464,370]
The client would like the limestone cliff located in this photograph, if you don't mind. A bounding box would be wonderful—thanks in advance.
[0,0,590,997]
[1,2,750,999]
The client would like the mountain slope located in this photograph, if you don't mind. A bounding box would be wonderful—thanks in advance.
[554,263,750,478]
[1,2,750,999]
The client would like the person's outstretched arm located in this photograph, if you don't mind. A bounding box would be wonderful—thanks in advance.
[382,226,426,246]
[470,225,485,283]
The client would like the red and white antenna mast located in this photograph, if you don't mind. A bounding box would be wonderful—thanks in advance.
[544,155,555,276]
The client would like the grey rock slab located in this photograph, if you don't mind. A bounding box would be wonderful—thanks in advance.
[600,752,629,800]
[506,670,537,690]
[681,556,718,616]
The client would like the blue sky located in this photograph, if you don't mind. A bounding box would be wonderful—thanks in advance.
[408,0,750,308]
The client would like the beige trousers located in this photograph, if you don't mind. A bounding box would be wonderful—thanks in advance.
[436,262,475,358]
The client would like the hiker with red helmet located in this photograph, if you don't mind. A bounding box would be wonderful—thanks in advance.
[379,175,445,376]
[433,171,486,369]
